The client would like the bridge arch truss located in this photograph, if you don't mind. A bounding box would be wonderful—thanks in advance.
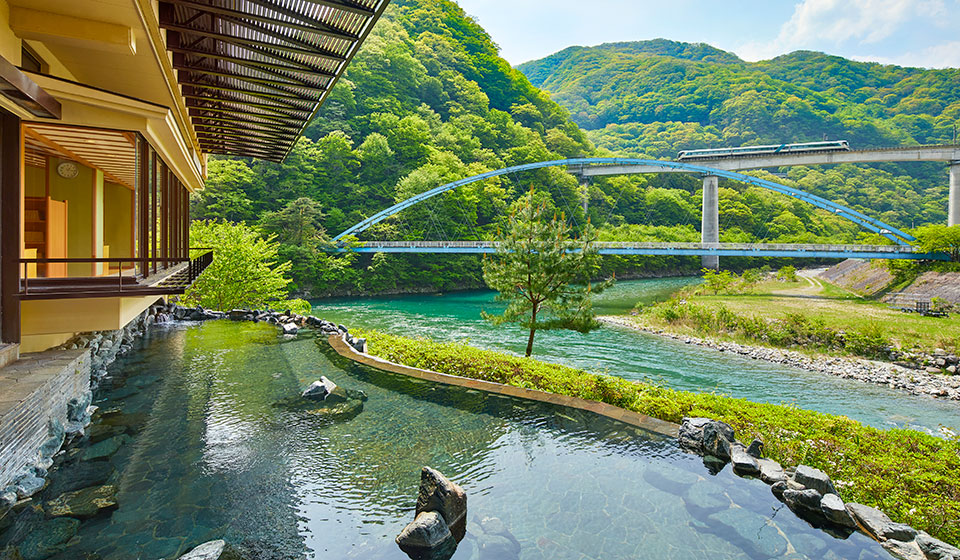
[333,158,915,245]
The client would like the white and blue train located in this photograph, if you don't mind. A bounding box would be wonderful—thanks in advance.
[677,140,850,161]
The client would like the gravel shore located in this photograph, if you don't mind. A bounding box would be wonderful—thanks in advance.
[600,315,960,401]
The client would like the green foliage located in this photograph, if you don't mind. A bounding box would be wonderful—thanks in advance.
[182,220,299,312]
[643,298,895,359]
[777,265,798,282]
[913,225,960,261]
[260,197,326,248]
[702,269,736,294]
[482,193,610,356]
[194,7,955,297]
[518,40,957,227]
[355,327,960,546]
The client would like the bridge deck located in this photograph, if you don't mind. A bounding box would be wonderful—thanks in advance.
[579,144,960,175]
[333,241,949,260]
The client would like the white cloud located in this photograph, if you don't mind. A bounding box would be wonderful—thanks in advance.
[852,40,960,68]
[780,0,944,44]
[736,0,949,62]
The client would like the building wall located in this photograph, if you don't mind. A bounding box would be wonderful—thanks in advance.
[24,164,44,197]
[47,157,98,277]
[0,348,90,488]
[103,181,131,259]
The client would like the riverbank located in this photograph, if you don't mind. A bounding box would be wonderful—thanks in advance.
[351,327,960,547]
[600,315,960,403]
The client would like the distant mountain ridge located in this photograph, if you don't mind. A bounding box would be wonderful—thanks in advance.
[516,39,959,154]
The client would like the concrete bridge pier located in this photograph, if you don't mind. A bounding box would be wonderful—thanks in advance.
[701,175,719,269]
[950,162,959,227]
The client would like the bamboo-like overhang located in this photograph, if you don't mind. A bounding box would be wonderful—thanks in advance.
[158,0,388,162]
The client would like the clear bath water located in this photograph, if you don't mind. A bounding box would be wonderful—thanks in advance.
[1,320,892,559]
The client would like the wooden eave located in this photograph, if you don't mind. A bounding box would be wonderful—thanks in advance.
[158,0,388,162]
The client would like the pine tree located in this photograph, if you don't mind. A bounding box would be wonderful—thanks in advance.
[482,192,612,357]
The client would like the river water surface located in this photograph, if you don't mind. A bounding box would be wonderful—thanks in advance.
[312,278,960,434]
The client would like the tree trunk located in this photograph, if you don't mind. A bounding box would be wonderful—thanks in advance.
[525,305,537,357]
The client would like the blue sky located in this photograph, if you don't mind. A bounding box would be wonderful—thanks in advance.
[456,0,960,68]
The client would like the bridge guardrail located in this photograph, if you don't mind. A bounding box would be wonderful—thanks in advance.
[353,241,917,253]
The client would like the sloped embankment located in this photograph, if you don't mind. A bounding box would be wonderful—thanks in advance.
[822,259,960,306]
[888,271,960,306]
[820,259,894,296]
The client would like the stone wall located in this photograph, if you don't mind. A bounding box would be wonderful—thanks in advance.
[820,259,894,296]
[0,349,90,491]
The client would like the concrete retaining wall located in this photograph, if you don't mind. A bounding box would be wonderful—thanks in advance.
[327,334,679,438]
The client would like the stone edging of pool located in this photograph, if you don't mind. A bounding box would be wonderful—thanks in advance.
[326,333,681,438]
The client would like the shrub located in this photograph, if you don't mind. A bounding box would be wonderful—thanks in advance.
[776,266,798,282]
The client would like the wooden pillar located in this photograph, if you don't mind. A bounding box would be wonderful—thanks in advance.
[160,164,168,269]
[0,111,21,343]
[150,151,157,275]
[137,136,148,277]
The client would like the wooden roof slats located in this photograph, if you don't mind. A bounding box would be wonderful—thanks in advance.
[24,123,137,189]
[159,0,387,161]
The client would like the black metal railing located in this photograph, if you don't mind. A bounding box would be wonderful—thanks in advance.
[18,249,213,299]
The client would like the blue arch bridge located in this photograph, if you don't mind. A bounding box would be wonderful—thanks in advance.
[330,155,958,264]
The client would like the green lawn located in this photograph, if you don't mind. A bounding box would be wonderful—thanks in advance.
[642,277,960,354]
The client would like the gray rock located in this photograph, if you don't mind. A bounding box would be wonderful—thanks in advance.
[820,493,856,527]
[302,377,337,401]
[847,503,918,542]
[678,417,711,451]
[793,465,838,495]
[82,434,130,460]
[882,539,926,560]
[770,481,787,499]
[416,467,467,542]
[916,531,960,560]
[757,459,786,484]
[14,475,46,499]
[177,539,244,560]
[396,511,457,560]
[782,488,823,514]
[281,322,299,335]
[18,517,80,560]
[730,444,760,476]
[45,485,118,519]
[702,421,735,460]
[746,439,764,458]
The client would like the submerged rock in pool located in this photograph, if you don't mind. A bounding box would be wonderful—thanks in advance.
[44,461,115,497]
[45,485,117,519]
[396,511,458,560]
[17,517,80,560]
[275,395,364,421]
[416,467,467,542]
[82,434,131,461]
[301,377,340,401]
[177,539,245,560]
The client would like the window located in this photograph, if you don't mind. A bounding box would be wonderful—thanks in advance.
[21,46,42,73]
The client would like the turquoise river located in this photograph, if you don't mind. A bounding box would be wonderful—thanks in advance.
[312,277,960,435]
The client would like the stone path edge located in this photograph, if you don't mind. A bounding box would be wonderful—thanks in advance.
[326,333,680,438]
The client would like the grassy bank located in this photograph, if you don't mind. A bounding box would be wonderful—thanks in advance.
[354,328,960,545]
[633,275,960,359]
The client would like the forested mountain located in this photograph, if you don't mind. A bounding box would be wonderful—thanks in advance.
[517,40,959,227]
[194,5,949,297]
